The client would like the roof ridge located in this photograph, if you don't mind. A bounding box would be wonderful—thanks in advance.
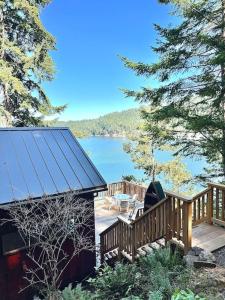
[0,127,69,131]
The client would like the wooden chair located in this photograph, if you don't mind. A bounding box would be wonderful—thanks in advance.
[104,196,113,210]
[119,199,129,212]
[129,204,144,221]
[129,194,138,209]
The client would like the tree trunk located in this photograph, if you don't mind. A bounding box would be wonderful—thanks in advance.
[0,3,12,127]
[47,291,61,300]
[221,0,225,180]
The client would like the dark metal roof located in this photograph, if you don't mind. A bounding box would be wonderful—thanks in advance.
[0,127,107,204]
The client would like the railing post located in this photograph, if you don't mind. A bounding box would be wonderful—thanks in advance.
[118,221,122,261]
[100,234,104,265]
[131,224,135,263]
[207,184,214,225]
[165,196,172,242]
[183,201,192,254]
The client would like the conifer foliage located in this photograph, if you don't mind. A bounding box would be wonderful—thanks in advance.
[0,0,65,126]
[121,0,225,180]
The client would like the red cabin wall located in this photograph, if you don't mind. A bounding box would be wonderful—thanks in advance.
[0,193,96,300]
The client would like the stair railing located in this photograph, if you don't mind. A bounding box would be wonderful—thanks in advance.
[100,193,193,263]
[100,181,225,264]
[100,220,120,264]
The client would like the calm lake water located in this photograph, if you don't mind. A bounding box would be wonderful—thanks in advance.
[79,136,206,187]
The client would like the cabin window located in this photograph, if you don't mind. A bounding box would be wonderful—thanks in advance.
[1,231,25,255]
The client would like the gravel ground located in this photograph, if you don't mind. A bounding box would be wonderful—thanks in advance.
[214,246,225,267]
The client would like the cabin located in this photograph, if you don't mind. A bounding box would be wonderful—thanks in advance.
[0,127,107,300]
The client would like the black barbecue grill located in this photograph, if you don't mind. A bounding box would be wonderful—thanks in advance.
[144,181,165,212]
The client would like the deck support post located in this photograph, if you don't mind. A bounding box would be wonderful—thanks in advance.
[207,184,214,225]
[183,201,192,254]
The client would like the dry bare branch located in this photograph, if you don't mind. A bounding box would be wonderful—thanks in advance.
[0,192,95,299]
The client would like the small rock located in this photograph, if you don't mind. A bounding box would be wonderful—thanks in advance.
[194,260,217,268]
[199,250,216,262]
[184,254,199,267]
[187,246,203,256]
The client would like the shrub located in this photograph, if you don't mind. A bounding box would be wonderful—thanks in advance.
[136,247,187,299]
[88,262,142,299]
[148,290,164,300]
[61,284,93,300]
[138,247,184,272]
[171,289,206,300]
[61,248,190,300]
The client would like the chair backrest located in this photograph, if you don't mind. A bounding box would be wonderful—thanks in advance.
[132,194,138,200]
[105,196,112,202]
[120,199,129,208]
[129,207,137,220]
[129,199,136,209]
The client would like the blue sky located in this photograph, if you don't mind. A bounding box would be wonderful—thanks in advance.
[41,0,174,121]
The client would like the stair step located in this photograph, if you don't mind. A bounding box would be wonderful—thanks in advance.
[156,238,166,247]
[141,245,153,254]
[109,251,117,257]
[112,249,118,256]
[104,253,111,260]
[137,248,147,256]
[150,242,161,250]
[121,250,133,262]
[103,238,166,263]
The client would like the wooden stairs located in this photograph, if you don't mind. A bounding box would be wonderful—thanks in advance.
[103,238,166,263]
[100,182,225,264]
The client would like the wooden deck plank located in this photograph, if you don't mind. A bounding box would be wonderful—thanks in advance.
[192,223,225,252]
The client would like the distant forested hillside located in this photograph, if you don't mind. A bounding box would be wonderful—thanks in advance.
[54,109,141,137]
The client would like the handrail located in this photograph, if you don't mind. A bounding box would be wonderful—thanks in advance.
[117,215,132,226]
[122,180,148,188]
[165,190,192,203]
[133,197,167,223]
[207,182,225,190]
[192,187,211,200]
[100,220,119,236]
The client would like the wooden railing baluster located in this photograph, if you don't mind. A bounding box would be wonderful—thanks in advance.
[222,190,225,221]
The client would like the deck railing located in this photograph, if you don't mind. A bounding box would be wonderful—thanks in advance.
[99,181,225,263]
[97,181,125,198]
[97,180,147,201]
[192,187,211,226]
[208,183,225,226]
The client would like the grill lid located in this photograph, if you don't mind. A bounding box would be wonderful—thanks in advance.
[144,181,165,211]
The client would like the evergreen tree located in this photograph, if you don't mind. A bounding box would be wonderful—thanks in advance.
[123,108,192,193]
[121,0,225,181]
[0,0,65,126]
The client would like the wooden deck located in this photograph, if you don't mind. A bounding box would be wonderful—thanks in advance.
[192,223,225,252]
[99,181,225,262]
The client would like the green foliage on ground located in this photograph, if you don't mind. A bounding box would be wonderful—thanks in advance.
[171,289,206,300]
[61,247,196,300]
[0,1,65,126]
[62,284,93,300]
[54,109,141,138]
